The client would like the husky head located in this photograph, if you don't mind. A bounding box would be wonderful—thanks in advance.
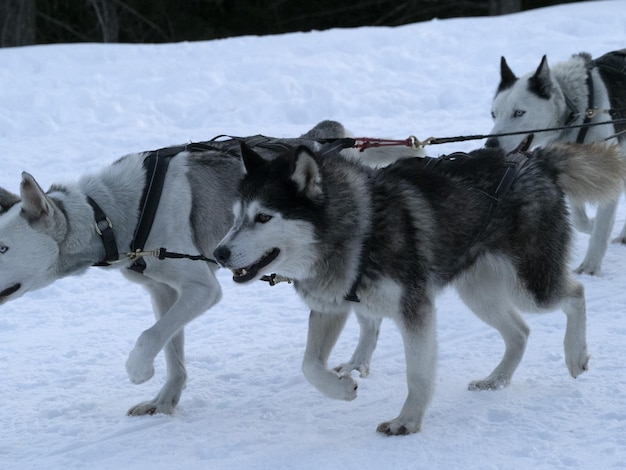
[214,143,323,283]
[0,173,67,304]
[487,55,569,152]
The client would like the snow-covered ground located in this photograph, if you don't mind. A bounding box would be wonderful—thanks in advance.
[1,1,625,468]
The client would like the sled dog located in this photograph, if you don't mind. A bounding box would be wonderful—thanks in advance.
[487,49,626,275]
[214,141,623,434]
[0,120,404,416]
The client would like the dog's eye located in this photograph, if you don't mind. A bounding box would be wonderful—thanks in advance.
[0,245,8,254]
[254,213,272,224]
[513,109,526,118]
[490,111,495,119]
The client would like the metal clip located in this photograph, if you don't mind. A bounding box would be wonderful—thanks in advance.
[261,273,293,286]
[412,136,434,148]
[586,108,598,118]
[95,217,113,235]
[127,248,162,260]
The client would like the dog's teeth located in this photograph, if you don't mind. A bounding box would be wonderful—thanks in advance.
[241,268,248,275]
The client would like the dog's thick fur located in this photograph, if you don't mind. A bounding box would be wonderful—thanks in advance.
[487,50,626,275]
[0,121,407,415]
[214,141,623,435]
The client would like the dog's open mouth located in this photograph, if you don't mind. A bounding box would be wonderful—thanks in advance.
[0,283,21,301]
[231,248,280,283]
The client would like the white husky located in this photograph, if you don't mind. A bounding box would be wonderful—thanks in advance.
[487,50,626,275]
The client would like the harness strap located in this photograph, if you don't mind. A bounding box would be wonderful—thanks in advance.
[576,67,595,144]
[128,151,174,273]
[88,196,119,266]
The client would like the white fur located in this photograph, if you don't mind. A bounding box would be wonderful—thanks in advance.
[0,154,225,416]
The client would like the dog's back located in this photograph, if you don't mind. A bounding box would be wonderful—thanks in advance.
[370,144,623,290]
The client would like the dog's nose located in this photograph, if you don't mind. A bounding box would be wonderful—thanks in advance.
[213,245,231,265]
[485,137,500,148]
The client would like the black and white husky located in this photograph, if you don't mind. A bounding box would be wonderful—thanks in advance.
[214,141,624,435]
[0,121,405,416]
[487,49,626,275]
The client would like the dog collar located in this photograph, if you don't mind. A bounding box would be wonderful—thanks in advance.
[88,196,120,266]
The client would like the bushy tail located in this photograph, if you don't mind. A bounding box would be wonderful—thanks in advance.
[536,143,625,205]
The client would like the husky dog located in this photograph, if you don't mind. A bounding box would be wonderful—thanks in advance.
[0,120,399,416]
[487,50,626,275]
[214,141,623,435]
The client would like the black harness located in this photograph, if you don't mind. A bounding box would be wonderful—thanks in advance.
[90,140,240,270]
[566,49,626,144]
[575,67,594,144]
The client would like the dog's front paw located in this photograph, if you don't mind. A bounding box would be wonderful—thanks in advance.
[127,400,175,416]
[303,363,358,401]
[126,349,155,384]
[468,377,509,391]
[331,374,359,401]
[566,351,590,379]
[376,419,420,436]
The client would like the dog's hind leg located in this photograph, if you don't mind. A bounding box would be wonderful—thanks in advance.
[574,199,618,275]
[560,279,590,378]
[455,259,530,391]
[376,299,436,435]
[611,181,626,244]
[334,314,381,378]
[571,201,594,234]
[302,310,358,401]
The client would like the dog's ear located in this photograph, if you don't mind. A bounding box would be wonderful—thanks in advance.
[20,172,54,219]
[0,187,20,214]
[291,146,322,199]
[498,56,517,92]
[240,141,267,175]
[528,55,553,99]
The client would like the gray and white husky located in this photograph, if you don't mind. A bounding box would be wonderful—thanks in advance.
[0,120,404,416]
[487,50,626,275]
[214,140,624,435]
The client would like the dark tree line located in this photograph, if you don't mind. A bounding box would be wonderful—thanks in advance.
[1,0,583,47]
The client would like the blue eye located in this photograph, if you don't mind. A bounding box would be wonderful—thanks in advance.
[513,109,526,118]
[0,245,8,254]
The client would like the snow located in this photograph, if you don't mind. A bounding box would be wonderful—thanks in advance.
[1,1,625,468]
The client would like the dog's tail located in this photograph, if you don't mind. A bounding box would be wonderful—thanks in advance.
[537,143,625,205]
